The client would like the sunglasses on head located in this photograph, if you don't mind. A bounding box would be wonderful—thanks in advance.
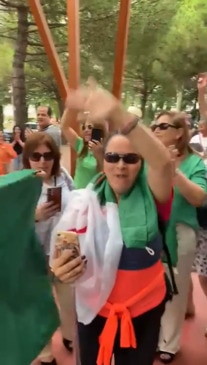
[30,151,54,162]
[81,124,93,131]
[151,122,179,132]
[104,152,140,164]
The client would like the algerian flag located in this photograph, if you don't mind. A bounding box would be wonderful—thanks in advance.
[0,170,59,365]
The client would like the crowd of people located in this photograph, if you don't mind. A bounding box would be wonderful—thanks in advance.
[1,76,207,365]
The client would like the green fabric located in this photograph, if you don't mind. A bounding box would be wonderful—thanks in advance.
[93,169,159,248]
[74,137,98,189]
[166,154,207,265]
[0,170,59,365]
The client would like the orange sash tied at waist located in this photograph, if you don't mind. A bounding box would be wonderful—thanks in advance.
[97,268,165,365]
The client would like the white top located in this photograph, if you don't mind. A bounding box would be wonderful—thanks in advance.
[190,133,207,149]
[35,167,74,255]
[190,133,207,165]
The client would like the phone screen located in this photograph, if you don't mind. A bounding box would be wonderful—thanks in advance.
[91,128,103,142]
[47,187,62,212]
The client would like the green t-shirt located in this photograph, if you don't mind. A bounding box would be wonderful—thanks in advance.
[74,137,98,189]
[166,153,207,265]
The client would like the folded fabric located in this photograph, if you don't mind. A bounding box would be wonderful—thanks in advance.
[0,170,59,365]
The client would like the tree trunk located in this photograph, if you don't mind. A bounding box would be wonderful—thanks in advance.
[176,88,183,111]
[140,88,148,117]
[0,105,4,130]
[12,6,28,126]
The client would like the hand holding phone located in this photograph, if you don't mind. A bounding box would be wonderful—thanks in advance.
[91,128,103,142]
[47,187,62,212]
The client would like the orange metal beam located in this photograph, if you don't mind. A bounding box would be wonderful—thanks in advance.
[28,0,68,101]
[67,0,80,177]
[67,0,80,89]
[112,0,131,100]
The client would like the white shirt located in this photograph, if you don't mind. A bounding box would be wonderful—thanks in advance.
[190,133,207,165]
[35,167,74,255]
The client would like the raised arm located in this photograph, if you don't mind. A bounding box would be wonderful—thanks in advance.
[197,75,207,119]
[61,108,80,149]
[109,108,173,203]
[65,83,173,203]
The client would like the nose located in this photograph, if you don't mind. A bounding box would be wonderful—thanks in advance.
[117,158,126,168]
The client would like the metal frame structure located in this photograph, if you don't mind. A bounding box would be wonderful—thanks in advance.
[28,0,131,174]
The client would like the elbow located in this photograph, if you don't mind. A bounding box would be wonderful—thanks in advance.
[192,192,207,208]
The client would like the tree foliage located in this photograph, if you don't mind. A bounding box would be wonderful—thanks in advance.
[0,0,207,123]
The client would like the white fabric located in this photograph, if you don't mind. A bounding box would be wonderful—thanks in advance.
[35,167,74,255]
[50,186,123,325]
[190,133,207,147]
[158,223,197,354]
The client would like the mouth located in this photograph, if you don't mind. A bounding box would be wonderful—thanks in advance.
[115,174,128,179]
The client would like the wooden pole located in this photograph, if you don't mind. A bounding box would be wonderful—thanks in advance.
[67,0,80,177]
[112,0,131,100]
[28,0,68,101]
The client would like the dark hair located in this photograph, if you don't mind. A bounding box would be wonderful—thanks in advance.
[79,121,108,159]
[37,105,52,117]
[22,132,61,176]
[156,111,194,155]
[47,106,52,118]
[13,125,25,141]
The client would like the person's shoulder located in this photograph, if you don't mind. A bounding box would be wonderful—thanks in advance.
[47,124,61,134]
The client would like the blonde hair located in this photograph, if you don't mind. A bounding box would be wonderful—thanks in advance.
[156,111,194,156]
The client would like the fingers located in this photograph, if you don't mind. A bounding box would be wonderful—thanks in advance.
[60,261,86,283]
[35,170,46,178]
[52,253,87,283]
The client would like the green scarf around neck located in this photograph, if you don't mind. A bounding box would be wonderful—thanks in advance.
[92,168,158,248]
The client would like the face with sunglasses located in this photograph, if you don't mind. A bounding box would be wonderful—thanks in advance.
[29,144,54,178]
[81,121,93,142]
[152,115,183,147]
[104,135,141,198]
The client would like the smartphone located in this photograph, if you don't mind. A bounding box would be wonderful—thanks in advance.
[55,231,80,259]
[47,187,62,212]
[91,128,103,142]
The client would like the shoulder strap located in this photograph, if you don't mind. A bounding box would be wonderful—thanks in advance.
[158,216,179,296]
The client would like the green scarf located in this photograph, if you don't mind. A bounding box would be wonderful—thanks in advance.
[93,169,158,248]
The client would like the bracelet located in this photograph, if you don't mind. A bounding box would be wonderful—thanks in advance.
[120,116,139,136]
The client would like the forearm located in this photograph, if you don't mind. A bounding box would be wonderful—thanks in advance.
[174,170,206,207]
[19,140,24,147]
[110,107,171,171]
[61,108,77,133]
[198,90,207,119]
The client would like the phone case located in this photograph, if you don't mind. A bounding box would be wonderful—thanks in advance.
[47,187,62,212]
[55,231,80,259]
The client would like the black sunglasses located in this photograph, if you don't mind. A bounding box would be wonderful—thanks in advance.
[151,123,179,132]
[81,124,93,131]
[30,151,54,162]
[104,152,140,164]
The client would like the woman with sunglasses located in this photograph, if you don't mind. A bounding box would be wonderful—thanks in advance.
[152,111,207,363]
[49,83,174,365]
[61,108,107,188]
[23,132,75,365]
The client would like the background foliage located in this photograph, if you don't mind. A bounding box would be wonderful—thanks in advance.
[0,0,207,125]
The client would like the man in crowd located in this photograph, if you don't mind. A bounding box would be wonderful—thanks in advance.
[37,106,61,147]
[26,106,61,148]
